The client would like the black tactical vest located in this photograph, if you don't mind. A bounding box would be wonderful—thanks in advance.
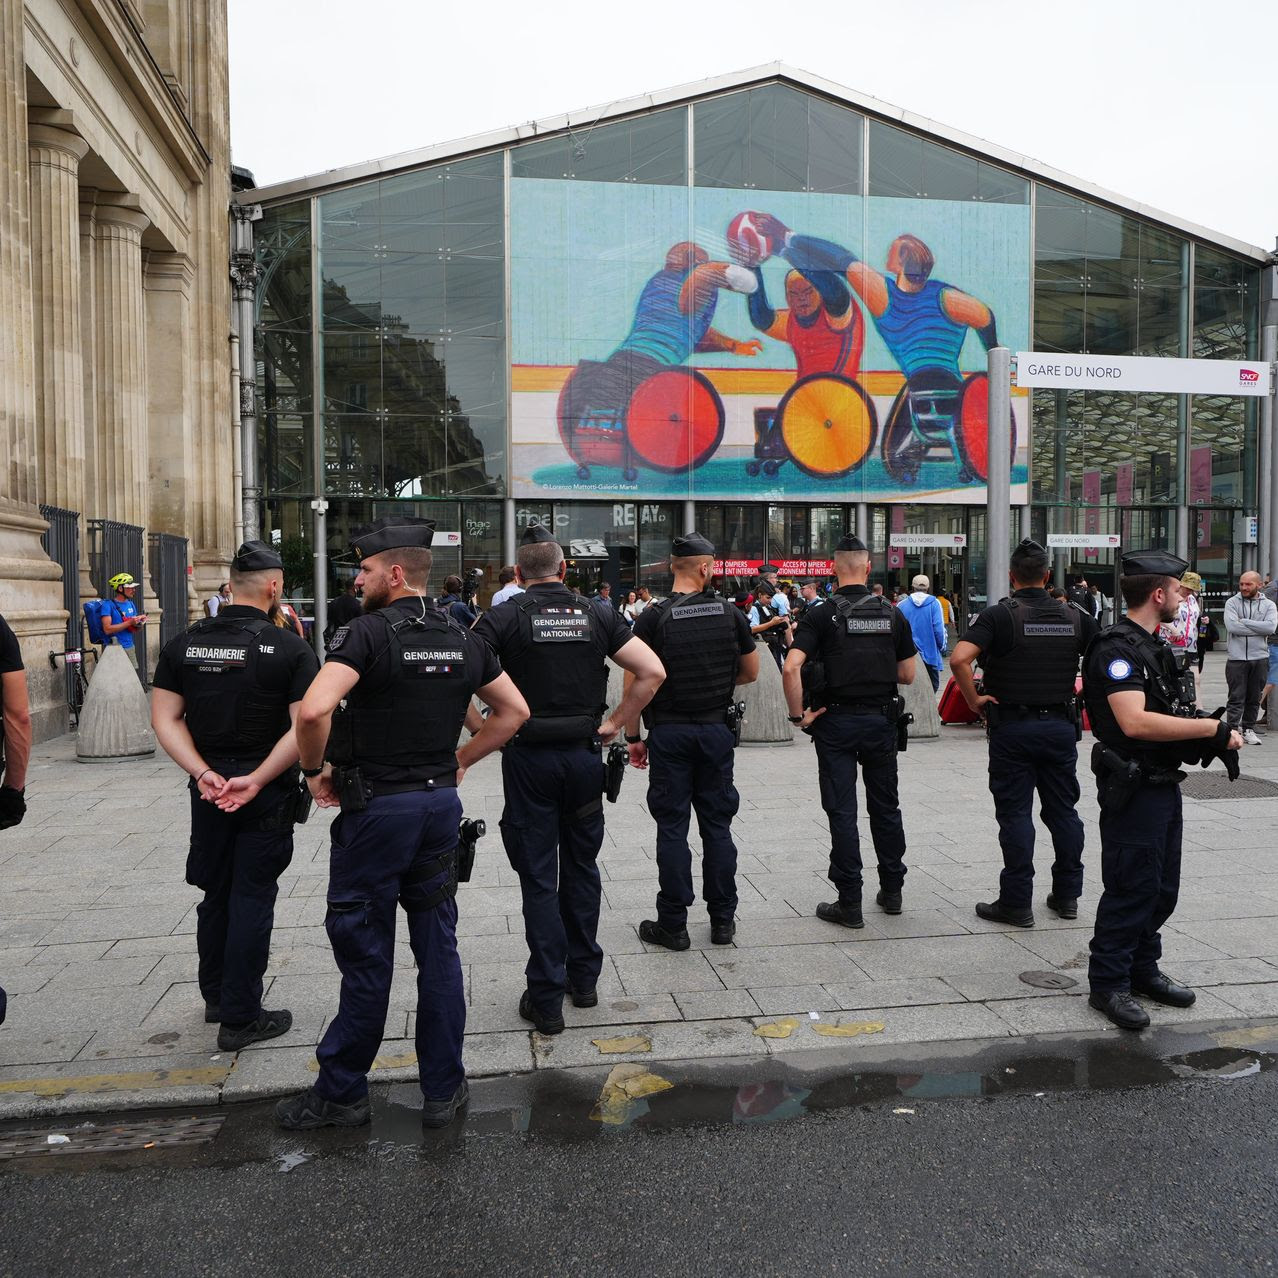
[821,592,899,698]
[1083,621,1191,769]
[504,591,608,744]
[982,595,1084,705]
[179,616,290,765]
[326,609,473,775]
[645,592,740,725]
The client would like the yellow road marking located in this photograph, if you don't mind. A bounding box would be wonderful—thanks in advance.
[810,1020,886,1039]
[0,1066,229,1097]
[753,1018,800,1039]
[1212,1025,1278,1049]
[591,1034,651,1055]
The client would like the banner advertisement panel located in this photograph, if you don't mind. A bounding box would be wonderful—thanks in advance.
[511,180,1030,504]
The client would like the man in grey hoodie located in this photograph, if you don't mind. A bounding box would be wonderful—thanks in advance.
[1224,571,1277,745]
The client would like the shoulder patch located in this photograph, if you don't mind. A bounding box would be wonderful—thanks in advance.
[1106,657,1133,681]
[328,626,350,651]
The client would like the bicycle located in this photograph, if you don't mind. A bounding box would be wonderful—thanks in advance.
[49,646,98,728]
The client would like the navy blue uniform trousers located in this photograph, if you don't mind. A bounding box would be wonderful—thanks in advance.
[315,789,465,1105]
[987,717,1085,909]
[811,710,906,899]
[647,722,740,930]
[1089,784,1183,993]
[500,743,606,1014]
[186,776,295,1024]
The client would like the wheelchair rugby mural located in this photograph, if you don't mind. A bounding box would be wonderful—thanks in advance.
[510,179,1030,503]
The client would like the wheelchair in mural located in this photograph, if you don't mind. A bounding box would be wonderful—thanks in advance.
[879,369,1015,486]
[746,372,878,479]
[556,356,725,482]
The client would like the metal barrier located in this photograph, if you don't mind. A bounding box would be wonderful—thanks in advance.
[88,519,146,683]
[40,505,81,712]
[148,532,190,651]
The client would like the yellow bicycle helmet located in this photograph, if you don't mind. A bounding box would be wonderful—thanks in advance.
[108,572,137,591]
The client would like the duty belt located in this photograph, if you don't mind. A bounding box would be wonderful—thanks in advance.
[824,701,895,716]
[367,778,456,796]
[989,703,1074,721]
[647,711,729,726]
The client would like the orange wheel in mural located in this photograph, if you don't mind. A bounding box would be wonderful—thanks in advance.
[776,374,877,478]
[626,369,725,473]
[955,372,1016,483]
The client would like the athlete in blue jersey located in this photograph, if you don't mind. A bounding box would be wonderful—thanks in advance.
[567,243,762,439]
[747,216,998,378]
[615,241,762,367]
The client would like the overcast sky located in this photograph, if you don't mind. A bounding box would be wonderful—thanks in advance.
[228,0,1274,251]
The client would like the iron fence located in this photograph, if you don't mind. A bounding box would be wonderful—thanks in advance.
[148,532,190,652]
[40,505,82,713]
[88,518,146,683]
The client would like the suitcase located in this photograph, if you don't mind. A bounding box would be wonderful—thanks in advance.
[939,676,980,724]
[1076,675,1091,733]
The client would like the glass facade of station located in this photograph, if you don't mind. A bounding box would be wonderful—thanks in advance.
[251,80,1263,612]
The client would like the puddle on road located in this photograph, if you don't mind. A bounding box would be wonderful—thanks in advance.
[3,1024,1275,1175]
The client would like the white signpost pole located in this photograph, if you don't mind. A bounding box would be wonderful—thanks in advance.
[985,348,1012,610]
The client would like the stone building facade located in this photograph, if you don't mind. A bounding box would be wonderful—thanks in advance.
[1,0,235,740]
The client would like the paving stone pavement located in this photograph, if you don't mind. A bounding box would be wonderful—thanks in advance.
[2,659,1277,1116]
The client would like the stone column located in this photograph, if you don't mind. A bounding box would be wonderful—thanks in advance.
[145,249,196,637]
[91,196,151,530]
[0,0,68,741]
[80,190,100,546]
[28,111,93,601]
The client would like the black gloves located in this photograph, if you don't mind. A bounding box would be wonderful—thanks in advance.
[0,785,26,829]
[1198,719,1240,781]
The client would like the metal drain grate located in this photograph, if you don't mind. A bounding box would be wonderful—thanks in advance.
[0,1114,224,1161]
[1181,774,1278,801]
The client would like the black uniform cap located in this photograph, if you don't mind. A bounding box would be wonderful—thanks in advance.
[671,531,715,557]
[231,540,284,572]
[351,516,436,558]
[519,523,558,546]
[1121,548,1189,578]
[834,533,868,552]
[759,562,780,575]
[1015,537,1047,555]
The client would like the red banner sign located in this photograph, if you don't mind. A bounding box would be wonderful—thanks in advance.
[712,558,833,578]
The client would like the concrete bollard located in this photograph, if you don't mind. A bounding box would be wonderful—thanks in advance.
[737,643,793,745]
[77,644,155,761]
[901,653,940,739]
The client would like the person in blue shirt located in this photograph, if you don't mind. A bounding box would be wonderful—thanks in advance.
[101,572,146,671]
[897,574,947,691]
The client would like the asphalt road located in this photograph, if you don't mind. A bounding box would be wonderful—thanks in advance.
[3,1034,1276,1278]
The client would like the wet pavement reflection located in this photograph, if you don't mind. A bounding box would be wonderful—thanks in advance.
[3,1019,1275,1176]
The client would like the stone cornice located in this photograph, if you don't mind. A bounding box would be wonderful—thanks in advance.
[26,0,208,184]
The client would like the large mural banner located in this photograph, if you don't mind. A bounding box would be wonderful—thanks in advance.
[511,180,1031,502]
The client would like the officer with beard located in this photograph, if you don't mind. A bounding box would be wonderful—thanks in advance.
[1083,548,1242,1030]
[275,517,528,1130]
[624,531,759,948]
[472,524,665,1035]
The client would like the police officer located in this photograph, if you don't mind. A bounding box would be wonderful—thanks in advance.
[782,533,917,928]
[275,518,528,1130]
[949,538,1098,927]
[151,541,319,1052]
[624,532,759,949]
[1083,548,1241,1030]
[472,524,665,1035]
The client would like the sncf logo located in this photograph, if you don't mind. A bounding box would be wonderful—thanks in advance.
[1240,368,1260,384]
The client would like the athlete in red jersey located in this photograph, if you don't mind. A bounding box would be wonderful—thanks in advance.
[746,267,863,379]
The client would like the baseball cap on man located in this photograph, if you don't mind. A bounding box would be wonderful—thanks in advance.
[911,574,930,591]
